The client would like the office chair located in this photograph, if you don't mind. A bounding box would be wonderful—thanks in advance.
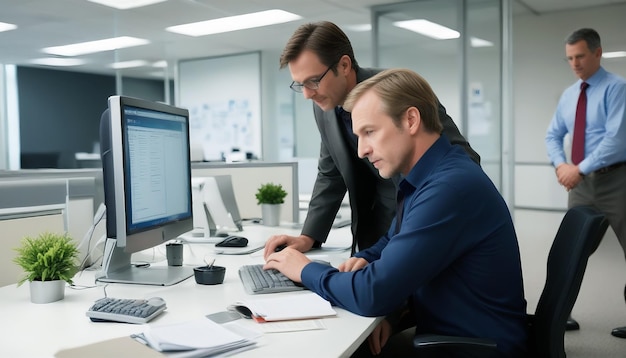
[413,206,608,358]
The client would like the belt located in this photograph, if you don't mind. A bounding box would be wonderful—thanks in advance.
[592,161,626,175]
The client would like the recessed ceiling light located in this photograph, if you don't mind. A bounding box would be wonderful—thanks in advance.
[0,22,17,32]
[345,24,372,32]
[166,9,302,37]
[471,37,494,47]
[30,58,87,67]
[109,60,149,69]
[87,0,167,10]
[147,71,166,78]
[152,60,167,68]
[603,51,626,59]
[42,36,150,56]
[393,19,460,40]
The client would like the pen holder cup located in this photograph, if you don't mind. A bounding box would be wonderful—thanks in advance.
[166,242,183,266]
[194,265,226,285]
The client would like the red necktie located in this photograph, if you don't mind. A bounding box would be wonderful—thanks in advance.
[572,82,589,165]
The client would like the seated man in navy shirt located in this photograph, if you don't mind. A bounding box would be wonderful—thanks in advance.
[264,68,528,357]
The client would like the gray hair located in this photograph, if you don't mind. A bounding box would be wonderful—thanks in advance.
[566,28,601,52]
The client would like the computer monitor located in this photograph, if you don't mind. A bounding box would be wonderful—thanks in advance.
[98,95,194,286]
[212,175,244,231]
[190,176,242,240]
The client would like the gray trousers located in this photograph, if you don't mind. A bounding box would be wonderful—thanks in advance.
[569,165,626,259]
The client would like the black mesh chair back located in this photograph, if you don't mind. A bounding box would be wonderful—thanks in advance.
[530,206,608,357]
[413,206,608,358]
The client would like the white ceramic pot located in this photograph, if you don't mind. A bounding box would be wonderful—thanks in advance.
[261,204,282,227]
[29,280,65,304]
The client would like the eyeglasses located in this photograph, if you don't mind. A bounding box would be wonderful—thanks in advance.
[289,64,334,93]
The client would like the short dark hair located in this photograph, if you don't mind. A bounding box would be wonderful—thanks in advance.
[566,28,601,52]
[279,21,359,72]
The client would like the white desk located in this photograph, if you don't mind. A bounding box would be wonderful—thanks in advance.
[0,225,380,358]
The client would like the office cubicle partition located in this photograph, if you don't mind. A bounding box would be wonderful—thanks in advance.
[0,161,298,286]
[191,161,299,224]
[0,169,104,213]
[0,177,98,287]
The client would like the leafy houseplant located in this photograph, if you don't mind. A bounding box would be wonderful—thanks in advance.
[255,183,288,226]
[255,182,288,205]
[13,232,79,303]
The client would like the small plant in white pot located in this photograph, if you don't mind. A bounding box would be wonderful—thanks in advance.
[255,182,287,226]
[13,232,79,304]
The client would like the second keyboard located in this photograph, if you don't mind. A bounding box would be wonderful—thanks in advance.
[238,264,305,294]
[86,297,167,324]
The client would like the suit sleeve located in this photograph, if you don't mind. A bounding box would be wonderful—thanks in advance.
[438,101,481,164]
[300,106,348,246]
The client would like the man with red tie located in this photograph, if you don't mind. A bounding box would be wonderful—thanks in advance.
[545,27,626,337]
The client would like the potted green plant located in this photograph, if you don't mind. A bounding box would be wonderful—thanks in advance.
[255,182,288,226]
[13,232,79,304]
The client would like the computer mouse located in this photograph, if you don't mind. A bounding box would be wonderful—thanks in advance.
[146,296,167,307]
[215,235,248,248]
[216,232,230,238]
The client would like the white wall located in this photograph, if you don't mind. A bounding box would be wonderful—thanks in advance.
[513,3,626,209]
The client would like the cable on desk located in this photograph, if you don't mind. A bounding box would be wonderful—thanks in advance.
[78,203,107,270]
[102,284,110,298]
[68,282,99,290]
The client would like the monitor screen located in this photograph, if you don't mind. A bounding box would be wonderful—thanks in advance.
[98,95,194,286]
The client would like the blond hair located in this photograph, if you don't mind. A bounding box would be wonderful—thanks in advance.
[343,69,442,133]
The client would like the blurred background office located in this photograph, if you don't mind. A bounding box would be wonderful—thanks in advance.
[1,2,626,355]
[0,0,625,210]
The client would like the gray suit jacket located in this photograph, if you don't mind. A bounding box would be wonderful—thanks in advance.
[301,67,480,253]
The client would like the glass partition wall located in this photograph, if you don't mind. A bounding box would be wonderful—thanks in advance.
[371,0,510,203]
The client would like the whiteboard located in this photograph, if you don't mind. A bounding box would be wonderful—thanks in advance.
[179,52,261,161]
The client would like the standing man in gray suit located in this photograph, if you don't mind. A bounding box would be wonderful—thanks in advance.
[264,21,480,257]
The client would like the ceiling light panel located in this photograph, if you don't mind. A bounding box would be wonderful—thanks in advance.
[0,22,18,32]
[471,37,494,47]
[87,0,167,10]
[393,19,460,40]
[345,24,372,32]
[109,60,149,69]
[42,36,150,56]
[30,58,86,67]
[166,9,302,37]
[603,51,626,59]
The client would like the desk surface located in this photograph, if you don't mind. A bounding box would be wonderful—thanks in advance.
[0,225,379,358]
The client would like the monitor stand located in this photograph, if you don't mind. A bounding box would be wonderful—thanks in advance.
[96,238,193,286]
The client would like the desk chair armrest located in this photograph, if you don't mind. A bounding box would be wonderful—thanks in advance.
[413,334,497,353]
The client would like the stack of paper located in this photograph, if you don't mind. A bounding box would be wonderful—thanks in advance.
[229,292,337,323]
[137,318,258,357]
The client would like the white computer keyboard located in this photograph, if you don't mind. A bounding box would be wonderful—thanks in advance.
[86,296,167,324]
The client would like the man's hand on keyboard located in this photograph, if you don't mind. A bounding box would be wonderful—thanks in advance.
[263,247,311,283]
[263,234,315,260]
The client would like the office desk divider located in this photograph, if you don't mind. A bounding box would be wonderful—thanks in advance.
[191,161,299,224]
[0,176,98,286]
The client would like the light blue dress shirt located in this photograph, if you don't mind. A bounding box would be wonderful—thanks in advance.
[546,66,626,174]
